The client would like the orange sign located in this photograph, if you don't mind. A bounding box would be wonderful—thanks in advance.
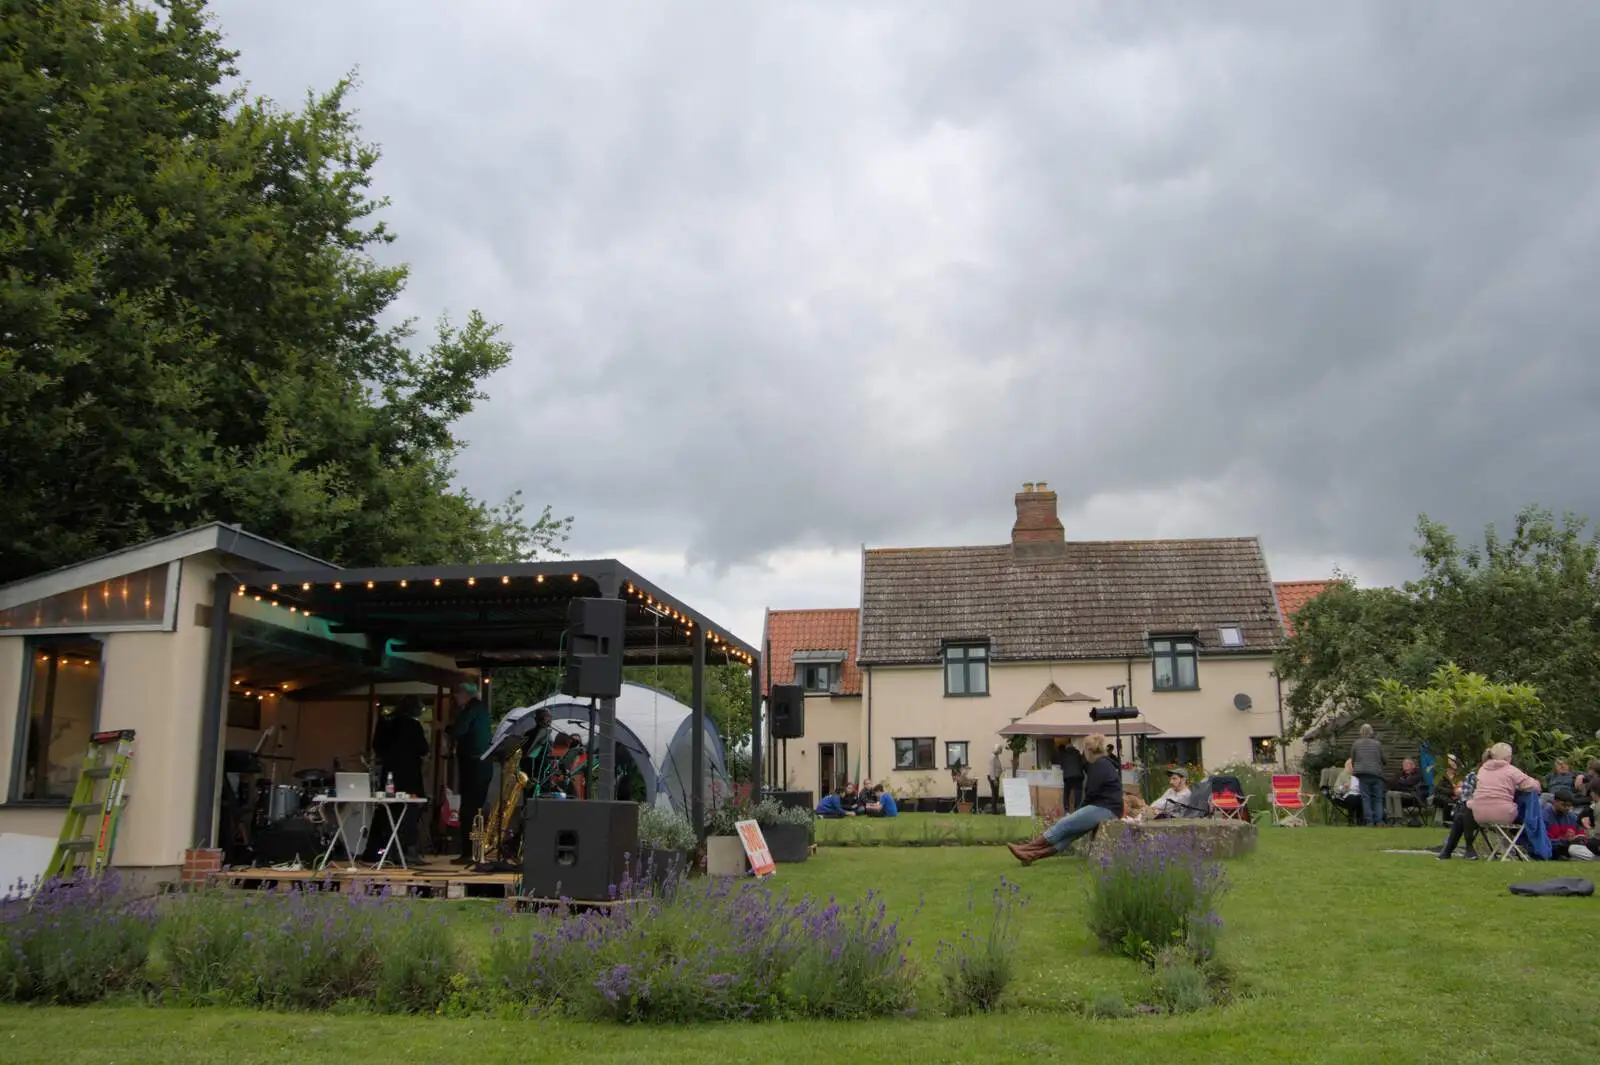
[734,819,777,878]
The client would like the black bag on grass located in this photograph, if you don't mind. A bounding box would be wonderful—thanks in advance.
[1508,878,1594,897]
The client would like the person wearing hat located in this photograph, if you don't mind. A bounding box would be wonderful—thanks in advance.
[1545,787,1595,860]
[1149,766,1193,818]
[1431,754,1462,825]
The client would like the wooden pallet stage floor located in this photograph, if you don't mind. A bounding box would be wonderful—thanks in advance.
[209,859,520,899]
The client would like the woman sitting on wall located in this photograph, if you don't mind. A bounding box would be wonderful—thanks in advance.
[1007,733,1122,865]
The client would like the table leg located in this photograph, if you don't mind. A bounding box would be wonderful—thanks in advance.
[319,802,354,872]
[374,804,407,871]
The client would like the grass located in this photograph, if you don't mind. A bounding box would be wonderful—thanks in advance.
[1,826,1591,1063]
[815,811,1033,846]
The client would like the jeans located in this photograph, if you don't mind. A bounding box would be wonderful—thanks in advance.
[1357,774,1386,825]
[1440,805,1481,857]
[1042,804,1117,853]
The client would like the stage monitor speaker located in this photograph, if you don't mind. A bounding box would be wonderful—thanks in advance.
[522,798,638,901]
[561,597,625,699]
[770,684,806,739]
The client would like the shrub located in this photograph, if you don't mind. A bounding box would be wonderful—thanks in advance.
[485,878,916,1022]
[0,875,157,1004]
[1086,992,1132,1019]
[637,803,697,852]
[937,879,1024,1015]
[1150,945,1214,1014]
[1085,830,1227,963]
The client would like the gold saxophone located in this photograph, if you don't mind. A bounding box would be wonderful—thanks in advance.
[479,742,529,866]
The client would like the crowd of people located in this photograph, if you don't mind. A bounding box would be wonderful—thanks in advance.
[814,781,898,818]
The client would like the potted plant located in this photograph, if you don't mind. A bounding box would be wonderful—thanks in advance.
[755,798,813,863]
[636,802,696,894]
[705,795,750,877]
[905,774,936,813]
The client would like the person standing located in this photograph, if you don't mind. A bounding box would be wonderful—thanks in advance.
[447,681,492,864]
[1056,739,1085,813]
[1350,723,1387,826]
[371,695,429,860]
[988,743,1004,815]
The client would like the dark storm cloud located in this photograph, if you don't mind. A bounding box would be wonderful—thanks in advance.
[210,0,1600,593]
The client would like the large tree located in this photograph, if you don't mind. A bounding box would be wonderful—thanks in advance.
[0,0,566,583]
[1279,507,1600,741]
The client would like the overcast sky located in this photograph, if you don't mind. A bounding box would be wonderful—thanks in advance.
[209,1,1600,647]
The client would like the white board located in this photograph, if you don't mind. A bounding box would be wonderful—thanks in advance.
[0,834,59,899]
[1002,778,1034,818]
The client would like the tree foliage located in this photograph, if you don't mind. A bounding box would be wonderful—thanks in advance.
[1279,507,1600,743]
[1371,664,1547,765]
[0,0,567,583]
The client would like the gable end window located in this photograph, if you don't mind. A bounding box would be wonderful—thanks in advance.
[797,662,841,693]
[1151,637,1199,691]
[943,643,989,696]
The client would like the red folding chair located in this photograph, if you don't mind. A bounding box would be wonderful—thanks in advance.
[1211,789,1249,821]
[1270,774,1313,826]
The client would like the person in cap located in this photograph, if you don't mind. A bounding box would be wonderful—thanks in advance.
[1149,766,1193,818]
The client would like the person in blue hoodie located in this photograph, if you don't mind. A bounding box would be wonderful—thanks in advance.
[863,784,898,818]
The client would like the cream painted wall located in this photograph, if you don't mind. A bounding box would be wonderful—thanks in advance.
[864,656,1285,798]
[774,696,865,796]
[0,636,23,803]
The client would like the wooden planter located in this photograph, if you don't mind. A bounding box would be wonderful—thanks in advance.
[763,823,811,863]
[955,802,973,814]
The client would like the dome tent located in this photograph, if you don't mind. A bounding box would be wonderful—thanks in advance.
[526,681,730,813]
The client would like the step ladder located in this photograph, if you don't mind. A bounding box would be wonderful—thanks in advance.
[44,729,136,881]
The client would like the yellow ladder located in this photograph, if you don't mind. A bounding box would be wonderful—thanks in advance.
[43,729,136,880]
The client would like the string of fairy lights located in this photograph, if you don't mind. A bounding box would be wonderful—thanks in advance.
[228,573,755,668]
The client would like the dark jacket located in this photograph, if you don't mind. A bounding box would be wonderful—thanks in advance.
[1056,744,1085,780]
[447,698,492,763]
[1350,736,1385,778]
[1082,756,1123,814]
[1394,767,1424,797]
[374,715,429,795]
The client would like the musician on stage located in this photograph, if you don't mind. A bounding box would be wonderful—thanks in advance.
[365,695,428,860]
[448,681,492,864]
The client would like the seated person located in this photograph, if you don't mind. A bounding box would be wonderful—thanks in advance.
[1546,787,1595,861]
[862,785,898,818]
[1123,793,1148,820]
[1438,743,1539,859]
[1148,768,1193,818]
[1547,759,1577,794]
[815,791,853,818]
[1432,756,1461,819]
[1331,760,1363,821]
[839,782,864,814]
[1392,758,1425,809]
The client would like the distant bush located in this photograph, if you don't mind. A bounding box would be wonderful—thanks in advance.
[1085,831,1228,963]
[0,875,157,1004]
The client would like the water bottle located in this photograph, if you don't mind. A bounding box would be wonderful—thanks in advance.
[385,772,396,798]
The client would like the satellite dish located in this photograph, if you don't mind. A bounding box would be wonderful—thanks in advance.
[1233,693,1253,712]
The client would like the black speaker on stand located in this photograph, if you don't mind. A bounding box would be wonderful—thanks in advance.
[522,799,639,901]
[561,598,626,699]
[770,685,805,789]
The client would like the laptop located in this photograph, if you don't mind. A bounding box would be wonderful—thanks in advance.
[335,772,371,800]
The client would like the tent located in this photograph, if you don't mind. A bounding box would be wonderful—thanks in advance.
[523,681,730,813]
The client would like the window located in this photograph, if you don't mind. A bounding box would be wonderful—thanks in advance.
[945,741,970,770]
[1250,736,1280,764]
[0,564,170,631]
[894,737,936,770]
[1151,637,1199,691]
[797,662,841,693]
[1143,737,1204,770]
[943,643,989,696]
[13,638,103,801]
[1218,626,1244,648]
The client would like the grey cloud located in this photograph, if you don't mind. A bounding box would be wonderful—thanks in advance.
[210,0,1600,591]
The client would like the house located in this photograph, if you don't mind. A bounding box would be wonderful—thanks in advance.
[849,483,1291,799]
[759,608,862,798]
[0,523,755,885]
[1274,580,1337,637]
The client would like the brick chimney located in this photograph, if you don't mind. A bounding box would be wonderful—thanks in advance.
[1012,481,1066,561]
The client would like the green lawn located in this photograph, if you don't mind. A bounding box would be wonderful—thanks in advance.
[1,826,1591,1064]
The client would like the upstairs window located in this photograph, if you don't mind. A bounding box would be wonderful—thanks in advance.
[797,662,841,693]
[943,643,989,696]
[1218,626,1244,648]
[1151,636,1199,691]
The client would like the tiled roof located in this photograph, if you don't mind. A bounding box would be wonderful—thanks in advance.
[1274,580,1337,637]
[761,608,862,695]
[860,539,1283,666]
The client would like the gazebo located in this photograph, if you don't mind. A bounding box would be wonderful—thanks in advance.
[205,559,760,845]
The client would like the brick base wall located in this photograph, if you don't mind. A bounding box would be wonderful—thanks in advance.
[181,847,222,887]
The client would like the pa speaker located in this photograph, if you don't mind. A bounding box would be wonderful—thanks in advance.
[561,597,625,699]
[522,799,639,901]
[772,789,814,812]
[770,684,805,739]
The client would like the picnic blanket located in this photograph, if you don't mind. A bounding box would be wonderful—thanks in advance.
[1509,878,1594,897]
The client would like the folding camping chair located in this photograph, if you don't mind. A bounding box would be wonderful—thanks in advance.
[1270,774,1313,827]
[1207,775,1251,822]
[1478,821,1528,861]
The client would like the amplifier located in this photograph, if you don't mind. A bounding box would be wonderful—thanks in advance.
[522,799,639,901]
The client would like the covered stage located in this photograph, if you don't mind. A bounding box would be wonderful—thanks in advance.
[199,558,761,864]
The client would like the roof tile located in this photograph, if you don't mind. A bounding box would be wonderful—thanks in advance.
[1274,580,1337,637]
[761,608,862,695]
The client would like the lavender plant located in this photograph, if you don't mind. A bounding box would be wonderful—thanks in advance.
[936,878,1024,1014]
[0,875,157,1004]
[1085,831,1228,963]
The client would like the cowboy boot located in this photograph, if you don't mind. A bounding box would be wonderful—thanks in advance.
[1008,837,1055,865]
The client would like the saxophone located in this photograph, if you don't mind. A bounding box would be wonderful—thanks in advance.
[479,741,529,866]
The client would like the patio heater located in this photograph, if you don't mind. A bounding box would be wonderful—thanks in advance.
[1090,684,1140,764]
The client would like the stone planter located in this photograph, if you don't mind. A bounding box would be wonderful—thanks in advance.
[763,823,811,864]
[705,834,748,877]
[1086,817,1258,860]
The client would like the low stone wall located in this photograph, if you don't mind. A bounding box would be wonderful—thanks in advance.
[1086,817,1257,860]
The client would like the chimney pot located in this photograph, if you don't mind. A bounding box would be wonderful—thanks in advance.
[1011,482,1065,561]
[1022,481,1035,493]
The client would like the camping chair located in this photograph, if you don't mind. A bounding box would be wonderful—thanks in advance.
[1203,776,1249,821]
[1478,821,1528,862]
[1270,774,1313,827]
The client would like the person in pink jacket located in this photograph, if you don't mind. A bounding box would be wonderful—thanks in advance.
[1438,743,1540,860]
